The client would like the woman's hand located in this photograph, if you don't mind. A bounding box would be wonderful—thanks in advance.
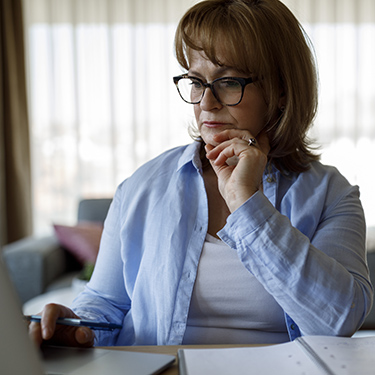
[205,129,270,212]
[28,303,95,347]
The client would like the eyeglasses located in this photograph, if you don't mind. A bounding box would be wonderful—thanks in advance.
[173,74,257,106]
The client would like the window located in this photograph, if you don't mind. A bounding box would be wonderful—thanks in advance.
[23,0,375,234]
[24,0,194,234]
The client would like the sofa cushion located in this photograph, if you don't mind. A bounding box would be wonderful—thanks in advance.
[53,223,103,265]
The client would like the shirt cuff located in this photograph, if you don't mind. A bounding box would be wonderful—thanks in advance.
[218,191,276,249]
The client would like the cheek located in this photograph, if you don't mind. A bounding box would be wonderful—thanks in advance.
[236,97,269,131]
[193,105,201,124]
[235,109,267,133]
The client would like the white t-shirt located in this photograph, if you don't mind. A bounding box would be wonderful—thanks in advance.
[182,234,289,344]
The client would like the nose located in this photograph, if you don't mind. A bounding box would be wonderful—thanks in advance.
[199,86,223,111]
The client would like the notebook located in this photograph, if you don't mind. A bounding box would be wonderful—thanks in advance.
[178,334,375,375]
[0,258,174,375]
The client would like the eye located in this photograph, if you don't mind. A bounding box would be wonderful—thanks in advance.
[188,77,204,90]
[218,79,241,90]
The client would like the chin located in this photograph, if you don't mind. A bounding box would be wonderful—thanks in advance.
[200,132,218,147]
[203,138,219,147]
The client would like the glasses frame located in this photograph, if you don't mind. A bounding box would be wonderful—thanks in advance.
[173,74,258,106]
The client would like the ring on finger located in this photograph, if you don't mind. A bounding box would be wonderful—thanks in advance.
[248,138,257,146]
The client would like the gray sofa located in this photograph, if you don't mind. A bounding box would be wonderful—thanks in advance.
[2,198,375,331]
[365,249,375,329]
[2,198,112,304]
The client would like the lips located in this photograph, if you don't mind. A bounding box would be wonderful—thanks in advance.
[203,121,229,128]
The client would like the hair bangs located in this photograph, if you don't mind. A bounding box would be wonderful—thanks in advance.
[175,2,259,76]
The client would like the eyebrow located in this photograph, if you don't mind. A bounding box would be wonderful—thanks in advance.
[188,66,237,79]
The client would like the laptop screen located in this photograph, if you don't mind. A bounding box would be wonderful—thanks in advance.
[0,258,44,375]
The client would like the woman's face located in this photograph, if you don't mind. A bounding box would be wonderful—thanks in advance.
[189,49,269,147]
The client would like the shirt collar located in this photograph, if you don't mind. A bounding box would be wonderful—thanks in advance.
[176,141,202,172]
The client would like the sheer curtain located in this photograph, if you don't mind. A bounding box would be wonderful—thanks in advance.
[23,0,196,234]
[23,0,375,235]
[285,0,375,227]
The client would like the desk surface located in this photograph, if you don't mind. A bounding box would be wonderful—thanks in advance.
[106,344,265,375]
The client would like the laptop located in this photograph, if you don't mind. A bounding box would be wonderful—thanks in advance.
[0,258,175,375]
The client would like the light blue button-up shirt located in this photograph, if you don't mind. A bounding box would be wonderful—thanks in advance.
[71,141,373,346]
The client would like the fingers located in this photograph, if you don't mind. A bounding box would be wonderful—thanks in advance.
[29,317,44,347]
[205,129,270,166]
[40,303,78,340]
[210,128,270,155]
[28,303,94,348]
[75,327,95,347]
[28,304,63,346]
[206,138,249,166]
[205,142,232,167]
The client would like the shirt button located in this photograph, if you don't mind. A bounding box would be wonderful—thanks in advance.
[290,324,296,330]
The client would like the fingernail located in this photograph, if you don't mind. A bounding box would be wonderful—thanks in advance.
[83,331,89,342]
[82,328,92,343]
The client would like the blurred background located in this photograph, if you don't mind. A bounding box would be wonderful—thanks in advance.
[1,0,375,245]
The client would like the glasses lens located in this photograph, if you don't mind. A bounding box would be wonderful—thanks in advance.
[177,77,204,104]
[176,77,244,105]
[213,78,242,106]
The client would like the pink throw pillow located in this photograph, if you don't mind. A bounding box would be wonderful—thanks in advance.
[53,223,103,264]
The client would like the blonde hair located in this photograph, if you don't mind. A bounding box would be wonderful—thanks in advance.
[175,0,320,172]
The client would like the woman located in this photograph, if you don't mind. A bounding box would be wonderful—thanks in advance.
[30,0,373,347]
